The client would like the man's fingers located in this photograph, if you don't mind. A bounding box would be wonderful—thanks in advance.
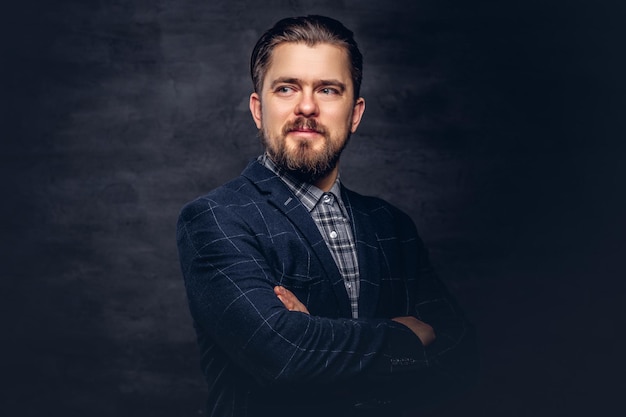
[274,288,294,309]
[275,294,288,308]
[392,316,436,346]
[274,286,310,314]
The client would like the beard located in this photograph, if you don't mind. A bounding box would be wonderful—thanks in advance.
[261,117,351,183]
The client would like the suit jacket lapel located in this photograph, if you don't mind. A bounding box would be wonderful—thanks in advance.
[342,188,382,318]
[242,161,352,317]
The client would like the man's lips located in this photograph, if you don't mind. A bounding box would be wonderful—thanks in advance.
[283,118,326,137]
[288,128,322,136]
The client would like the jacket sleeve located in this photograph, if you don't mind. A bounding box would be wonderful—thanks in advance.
[176,197,431,388]
[394,206,480,397]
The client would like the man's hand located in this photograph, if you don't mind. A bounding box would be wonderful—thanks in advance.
[274,286,310,314]
[392,316,436,346]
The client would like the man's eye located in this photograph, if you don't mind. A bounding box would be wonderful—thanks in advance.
[276,86,294,94]
[320,87,339,95]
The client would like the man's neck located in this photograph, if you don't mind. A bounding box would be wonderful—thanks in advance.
[313,166,339,192]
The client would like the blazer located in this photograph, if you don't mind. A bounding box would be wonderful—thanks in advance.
[177,159,477,417]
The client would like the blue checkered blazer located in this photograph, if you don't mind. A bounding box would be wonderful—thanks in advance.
[177,159,477,416]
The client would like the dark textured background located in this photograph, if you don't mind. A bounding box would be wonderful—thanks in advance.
[2,1,625,416]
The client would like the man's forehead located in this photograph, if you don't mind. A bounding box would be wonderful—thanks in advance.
[263,42,352,83]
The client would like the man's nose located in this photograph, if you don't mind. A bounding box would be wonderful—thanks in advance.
[295,91,319,117]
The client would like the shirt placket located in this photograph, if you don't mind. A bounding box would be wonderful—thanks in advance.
[320,192,360,318]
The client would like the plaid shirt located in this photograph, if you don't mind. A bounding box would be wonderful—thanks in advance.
[259,154,360,318]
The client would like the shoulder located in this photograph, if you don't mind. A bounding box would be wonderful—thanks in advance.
[178,177,251,220]
[176,174,267,255]
[178,159,274,222]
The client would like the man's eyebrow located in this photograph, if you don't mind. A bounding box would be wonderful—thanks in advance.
[317,79,346,92]
[270,77,300,89]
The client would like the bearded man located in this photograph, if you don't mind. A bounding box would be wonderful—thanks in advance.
[177,15,478,417]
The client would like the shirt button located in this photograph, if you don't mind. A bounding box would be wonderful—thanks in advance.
[329,230,338,239]
[346,282,352,289]
[323,195,332,204]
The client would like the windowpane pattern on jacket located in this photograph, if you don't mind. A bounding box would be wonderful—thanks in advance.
[259,154,360,317]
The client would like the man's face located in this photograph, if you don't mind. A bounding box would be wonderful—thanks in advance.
[250,42,365,183]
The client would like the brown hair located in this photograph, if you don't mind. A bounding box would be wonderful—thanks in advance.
[250,15,363,100]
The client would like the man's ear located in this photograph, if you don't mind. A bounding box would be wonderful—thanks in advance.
[350,97,366,133]
[249,92,262,129]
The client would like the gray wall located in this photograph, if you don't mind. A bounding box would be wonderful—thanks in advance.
[3,1,624,416]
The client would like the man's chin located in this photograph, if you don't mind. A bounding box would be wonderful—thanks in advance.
[284,135,326,154]
[283,156,337,182]
[287,166,330,184]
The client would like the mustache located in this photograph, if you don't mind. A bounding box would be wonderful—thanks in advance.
[282,118,327,136]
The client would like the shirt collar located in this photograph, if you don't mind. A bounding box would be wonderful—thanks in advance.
[258,153,347,214]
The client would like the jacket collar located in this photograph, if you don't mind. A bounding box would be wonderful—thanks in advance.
[241,160,354,317]
[340,189,382,318]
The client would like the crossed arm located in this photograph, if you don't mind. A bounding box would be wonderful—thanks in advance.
[274,286,437,346]
[179,195,477,392]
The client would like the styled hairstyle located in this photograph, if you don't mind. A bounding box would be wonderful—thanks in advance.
[250,15,363,100]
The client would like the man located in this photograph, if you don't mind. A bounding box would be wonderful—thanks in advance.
[177,15,477,417]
